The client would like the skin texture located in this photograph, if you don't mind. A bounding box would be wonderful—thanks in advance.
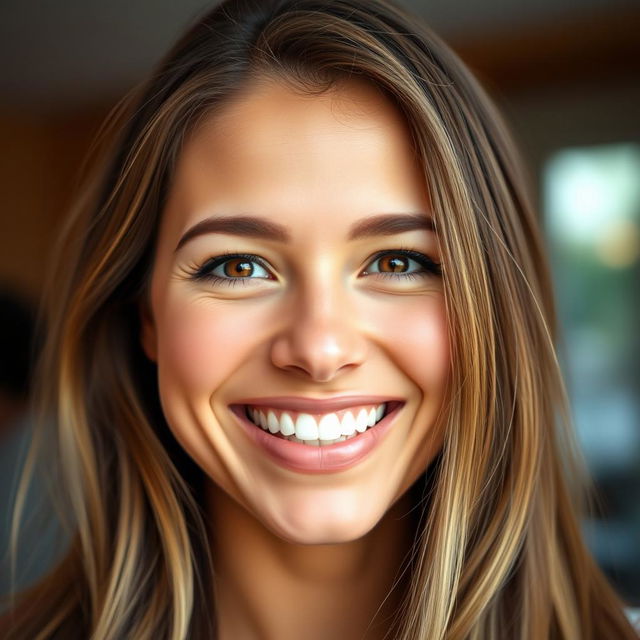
[141,77,450,639]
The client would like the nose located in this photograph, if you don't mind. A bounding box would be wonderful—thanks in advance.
[270,281,368,382]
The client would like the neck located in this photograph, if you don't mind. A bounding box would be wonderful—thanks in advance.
[207,483,419,640]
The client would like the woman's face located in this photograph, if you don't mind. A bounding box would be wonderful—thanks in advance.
[142,77,450,544]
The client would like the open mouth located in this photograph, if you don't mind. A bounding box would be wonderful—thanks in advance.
[241,401,402,447]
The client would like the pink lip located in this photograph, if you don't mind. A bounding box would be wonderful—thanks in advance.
[229,398,404,474]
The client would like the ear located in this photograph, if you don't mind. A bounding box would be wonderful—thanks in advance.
[139,298,158,362]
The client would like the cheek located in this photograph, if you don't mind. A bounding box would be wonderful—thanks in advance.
[155,296,265,395]
[373,294,450,393]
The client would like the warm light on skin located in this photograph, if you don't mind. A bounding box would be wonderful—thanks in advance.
[141,77,450,546]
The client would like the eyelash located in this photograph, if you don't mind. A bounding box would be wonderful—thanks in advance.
[187,249,442,286]
[363,249,442,279]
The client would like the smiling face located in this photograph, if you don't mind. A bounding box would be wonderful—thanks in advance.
[141,77,450,544]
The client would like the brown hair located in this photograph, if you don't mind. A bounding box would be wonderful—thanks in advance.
[4,0,636,638]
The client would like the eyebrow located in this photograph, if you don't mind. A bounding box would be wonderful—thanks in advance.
[348,213,434,239]
[175,212,434,252]
[175,215,289,251]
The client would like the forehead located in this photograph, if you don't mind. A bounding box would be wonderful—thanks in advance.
[162,77,430,237]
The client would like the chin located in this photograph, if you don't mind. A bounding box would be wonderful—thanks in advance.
[261,500,384,545]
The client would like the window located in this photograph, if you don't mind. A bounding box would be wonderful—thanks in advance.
[544,142,640,603]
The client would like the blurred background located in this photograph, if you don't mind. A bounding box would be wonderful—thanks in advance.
[0,0,638,606]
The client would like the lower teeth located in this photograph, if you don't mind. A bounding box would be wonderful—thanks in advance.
[277,433,360,445]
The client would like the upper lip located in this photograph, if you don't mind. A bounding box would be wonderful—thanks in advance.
[232,395,404,413]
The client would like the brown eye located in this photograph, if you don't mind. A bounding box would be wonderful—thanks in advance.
[362,250,442,279]
[377,254,409,272]
[193,254,273,284]
[223,259,255,277]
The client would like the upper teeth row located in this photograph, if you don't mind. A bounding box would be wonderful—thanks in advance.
[247,404,386,440]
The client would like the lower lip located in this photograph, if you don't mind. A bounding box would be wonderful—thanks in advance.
[230,402,403,474]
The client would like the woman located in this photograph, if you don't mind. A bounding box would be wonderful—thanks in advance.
[4,0,637,638]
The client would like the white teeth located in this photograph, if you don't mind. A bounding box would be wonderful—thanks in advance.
[246,403,389,442]
[340,411,356,436]
[355,409,369,433]
[267,411,279,434]
[318,413,342,440]
[280,412,295,436]
[295,414,319,440]
[281,434,350,444]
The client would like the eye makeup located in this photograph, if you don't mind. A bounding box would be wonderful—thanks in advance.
[187,252,276,287]
[185,248,441,288]
[361,249,441,278]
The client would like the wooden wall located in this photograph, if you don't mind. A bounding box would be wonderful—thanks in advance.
[0,108,107,299]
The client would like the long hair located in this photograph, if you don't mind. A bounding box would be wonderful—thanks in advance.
[4,0,636,638]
